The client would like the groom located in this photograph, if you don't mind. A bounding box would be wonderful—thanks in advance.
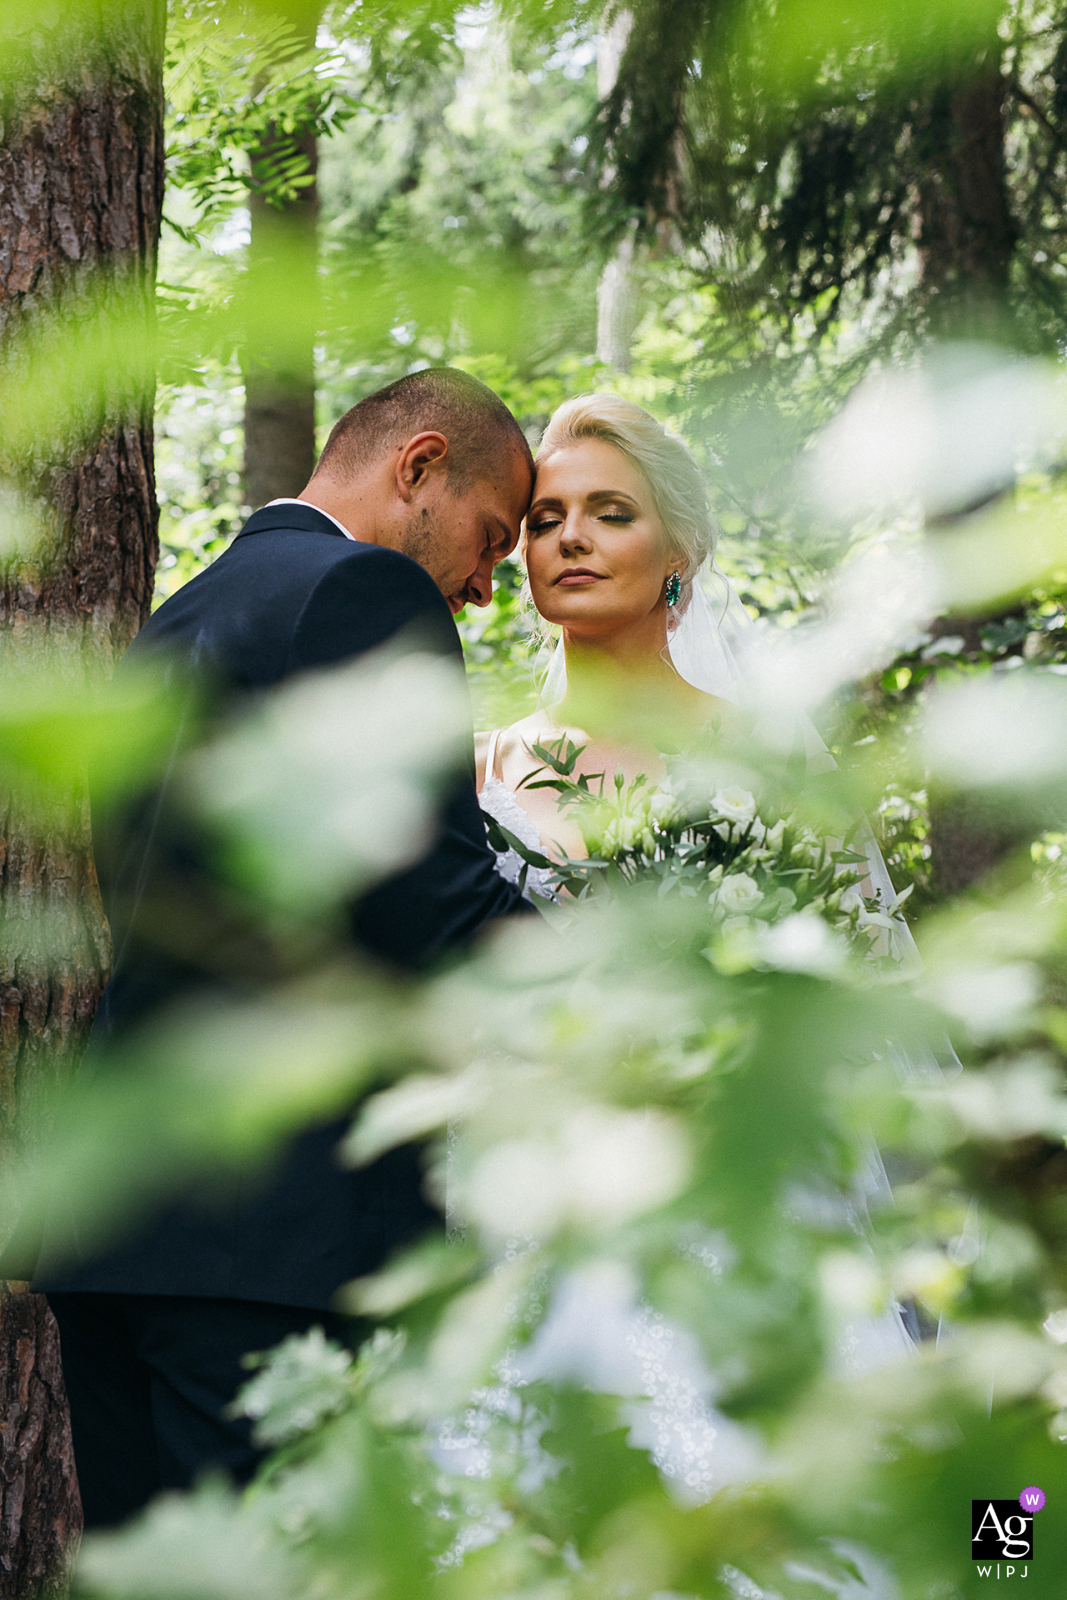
[37,368,535,1527]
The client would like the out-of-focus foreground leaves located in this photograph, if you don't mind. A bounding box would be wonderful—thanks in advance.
[4,585,1066,1599]
[7,4,1067,1599]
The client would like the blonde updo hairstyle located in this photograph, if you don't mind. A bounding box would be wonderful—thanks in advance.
[531,393,718,616]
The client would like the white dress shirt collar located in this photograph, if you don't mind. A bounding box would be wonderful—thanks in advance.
[264,498,355,542]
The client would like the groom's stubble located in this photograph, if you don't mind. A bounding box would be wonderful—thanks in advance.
[398,503,468,605]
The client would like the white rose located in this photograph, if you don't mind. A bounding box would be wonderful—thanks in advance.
[712,787,757,826]
[717,872,762,913]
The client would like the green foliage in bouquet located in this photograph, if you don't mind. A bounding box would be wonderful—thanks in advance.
[484,734,906,971]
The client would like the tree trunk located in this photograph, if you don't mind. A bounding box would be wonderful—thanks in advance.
[242,1,321,507]
[0,1287,78,1600]
[0,1,165,1585]
[917,41,1019,895]
[917,41,1016,326]
[595,11,639,372]
[243,129,319,506]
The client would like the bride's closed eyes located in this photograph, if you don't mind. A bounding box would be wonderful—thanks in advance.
[526,499,639,535]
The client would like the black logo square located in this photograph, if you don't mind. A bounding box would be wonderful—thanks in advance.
[972,1500,1034,1561]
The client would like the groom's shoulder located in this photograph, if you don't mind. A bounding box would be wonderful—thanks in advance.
[129,504,452,684]
[229,504,442,601]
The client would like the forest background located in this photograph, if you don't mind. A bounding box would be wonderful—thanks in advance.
[153,0,1067,908]
[6,0,1067,1597]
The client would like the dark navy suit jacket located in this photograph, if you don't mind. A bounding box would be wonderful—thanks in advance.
[34,503,529,1309]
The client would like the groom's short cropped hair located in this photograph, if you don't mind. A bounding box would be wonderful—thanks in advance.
[313,368,533,491]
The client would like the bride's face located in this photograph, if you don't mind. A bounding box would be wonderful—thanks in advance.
[524,439,679,640]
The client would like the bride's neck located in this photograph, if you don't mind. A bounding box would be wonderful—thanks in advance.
[555,629,698,736]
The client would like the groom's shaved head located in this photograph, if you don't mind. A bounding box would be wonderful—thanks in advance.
[313,368,534,491]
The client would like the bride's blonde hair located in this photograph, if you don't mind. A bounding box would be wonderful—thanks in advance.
[534,393,718,588]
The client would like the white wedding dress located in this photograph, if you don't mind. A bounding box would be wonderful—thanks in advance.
[478,726,557,900]
[458,572,932,1596]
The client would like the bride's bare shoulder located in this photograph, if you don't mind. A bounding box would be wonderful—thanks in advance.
[477,718,547,787]
[506,710,581,757]
[474,729,493,790]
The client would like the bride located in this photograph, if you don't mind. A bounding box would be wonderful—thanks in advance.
[473,391,924,1366]
[477,393,742,884]
[477,391,912,939]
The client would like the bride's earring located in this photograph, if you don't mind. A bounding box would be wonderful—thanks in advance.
[665,571,681,608]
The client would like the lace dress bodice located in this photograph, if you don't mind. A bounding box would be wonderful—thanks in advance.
[479,729,557,901]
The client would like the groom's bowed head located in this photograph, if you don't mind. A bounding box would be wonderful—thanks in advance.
[299,368,534,614]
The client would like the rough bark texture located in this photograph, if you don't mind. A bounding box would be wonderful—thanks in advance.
[0,4,163,655]
[0,1288,78,1600]
[243,127,319,506]
[0,2,165,1588]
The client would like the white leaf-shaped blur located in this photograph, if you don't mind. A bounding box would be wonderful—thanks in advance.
[188,648,469,909]
[746,345,1067,720]
[808,343,1067,525]
[922,669,1067,787]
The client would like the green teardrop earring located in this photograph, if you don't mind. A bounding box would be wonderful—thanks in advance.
[665,571,681,608]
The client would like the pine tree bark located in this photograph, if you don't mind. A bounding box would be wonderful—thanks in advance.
[242,0,321,507]
[0,2,165,1587]
[0,1287,78,1600]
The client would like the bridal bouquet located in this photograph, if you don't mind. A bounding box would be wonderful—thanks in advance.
[486,736,909,967]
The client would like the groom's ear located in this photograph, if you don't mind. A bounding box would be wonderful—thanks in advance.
[395,432,450,501]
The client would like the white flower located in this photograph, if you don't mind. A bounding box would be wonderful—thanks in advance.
[601,816,635,855]
[712,786,757,826]
[560,1106,690,1229]
[648,788,680,827]
[838,882,863,913]
[717,872,762,914]
[467,1138,567,1238]
[763,819,787,852]
[760,912,846,975]
[619,814,643,851]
